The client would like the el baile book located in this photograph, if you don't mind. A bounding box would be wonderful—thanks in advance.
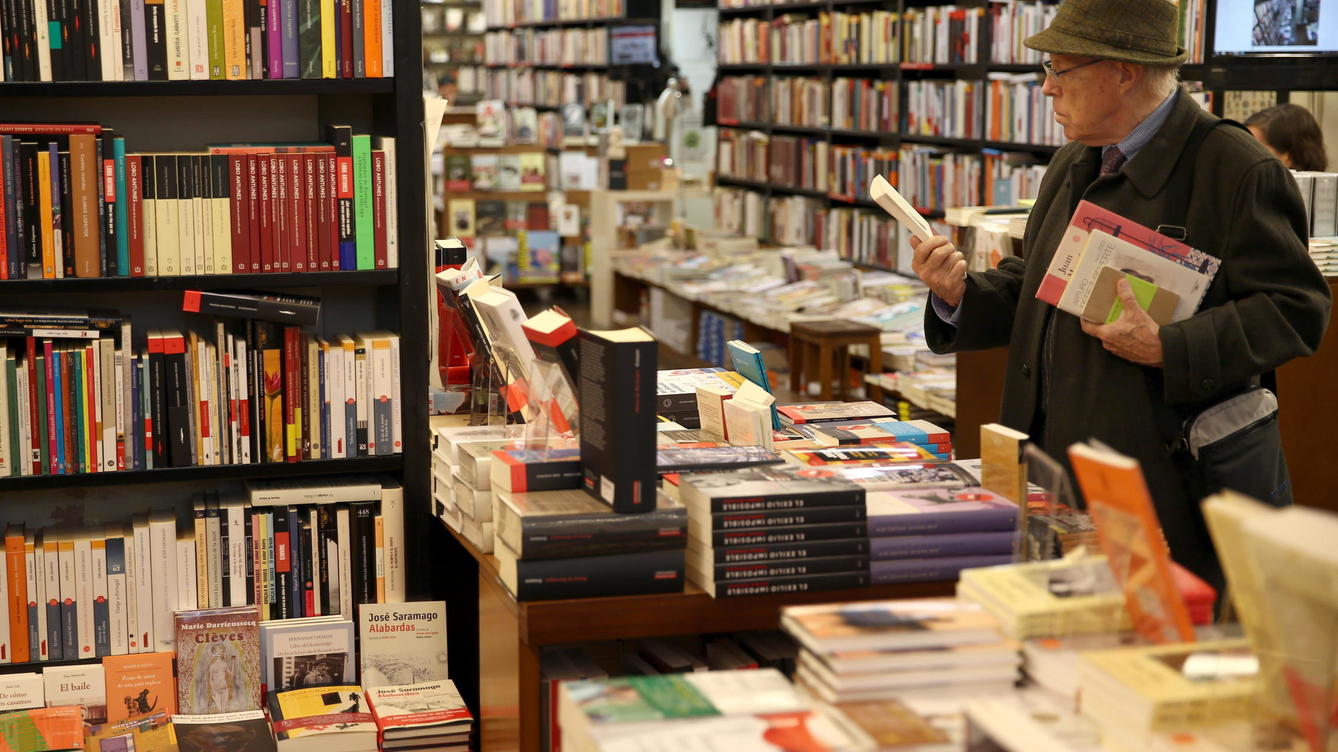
[174,606,262,714]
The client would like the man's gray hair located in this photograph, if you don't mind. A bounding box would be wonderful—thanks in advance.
[1141,64,1181,98]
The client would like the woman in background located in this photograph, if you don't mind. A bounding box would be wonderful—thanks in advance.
[1246,103,1329,171]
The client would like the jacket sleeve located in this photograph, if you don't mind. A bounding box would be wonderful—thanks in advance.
[1160,157,1333,405]
[924,256,1027,354]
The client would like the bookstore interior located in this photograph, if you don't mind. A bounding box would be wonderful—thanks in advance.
[2,0,1338,748]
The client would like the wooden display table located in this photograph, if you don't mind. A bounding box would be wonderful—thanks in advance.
[445,526,954,752]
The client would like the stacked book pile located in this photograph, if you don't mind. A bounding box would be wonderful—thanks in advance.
[367,680,473,752]
[956,554,1130,641]
[782,598,1021,705]
[429,424,510,546]
[677,465,871,598]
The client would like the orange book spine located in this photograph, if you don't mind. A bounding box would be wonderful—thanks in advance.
[363,0,382,78]
[69,135,101,278]
[4,532,27,662]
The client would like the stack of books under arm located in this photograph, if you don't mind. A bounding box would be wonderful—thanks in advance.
[781,598,1021,706]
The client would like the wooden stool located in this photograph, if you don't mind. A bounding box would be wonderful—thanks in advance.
[788,320,884,402]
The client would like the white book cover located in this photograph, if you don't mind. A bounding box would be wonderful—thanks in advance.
[32,539,46,661]
[186,0,208,79]
[381,483,404,603]
[365,334,393,456]
[23,535,38,662]
[336,507,352,619]
[147,512,177,651]
[375,137,398,267]
[388,334,401,453]
[119,526,137,656]
[723,381,775,451]
[119,320,133,470]
[212,191,230,275]
[177,171,196,275]
[869,173,934,242]
[14,358,29,476]
[306,337,320,459]
[1057,229,1212,323]
[197,341,213,466]
[465,282,539,387]
[233,338,249,465]
[43,664,106,723]
[316,339,330,459]
[358,602,448,689]
[246,478,382,506]
[105,529,129,656]
[226,499,247,607]
[328,343,346,459]
[340,335,358,457]
[91,536,108,657]
[194,192,208,276]
[142,194,159,276]
[74,532,95,659]
[113,348,126,473]
[260,618,356,692]
[380,0,393,78]
[355,337,369,455]
[0,673,42,711]
[176,533,198,611]
[41,535,60,660]
[34,0,52,81]
[132,516,153,653]
[155,186,179,274]
[100,0,120,81]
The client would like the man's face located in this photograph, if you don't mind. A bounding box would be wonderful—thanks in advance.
[1042,53,1124,146]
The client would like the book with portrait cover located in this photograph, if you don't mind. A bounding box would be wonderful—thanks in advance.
[104,652,177,724]
[260,617,355,694]
[174,606,262,715]
[358,602,449,690]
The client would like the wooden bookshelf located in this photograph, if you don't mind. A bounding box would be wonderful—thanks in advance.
[446,523,954,752]
[0,79,395,97]
[0,270,398,293]
[0,456,402,492]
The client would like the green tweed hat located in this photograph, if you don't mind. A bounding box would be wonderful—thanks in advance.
[1024,0,1189,65]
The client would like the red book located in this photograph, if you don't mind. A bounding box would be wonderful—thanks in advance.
[371,150,386,270]
[326,155,339,270]
[0,147,7,279]
[274,155,290,273]
[302,154,317,274]
[229,155,249,273]
[126,156,144,277]
[526,202,549,231]
[315,155,331,271]
[338,0,354,78]
[246,155,261,272]
[258,155,274,272]
[282,326,300,463]
[288,154,305,272]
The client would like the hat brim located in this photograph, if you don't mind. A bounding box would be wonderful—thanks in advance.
[1024,26,1189,65]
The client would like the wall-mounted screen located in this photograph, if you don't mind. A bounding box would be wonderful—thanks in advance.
[1214,0,1338,55]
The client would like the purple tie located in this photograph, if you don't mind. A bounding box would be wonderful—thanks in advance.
[1100,146,1127,176]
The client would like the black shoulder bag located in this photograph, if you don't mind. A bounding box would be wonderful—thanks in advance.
[1164,117,1292,507]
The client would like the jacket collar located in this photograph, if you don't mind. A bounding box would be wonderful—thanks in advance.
[1121,89,1215,199]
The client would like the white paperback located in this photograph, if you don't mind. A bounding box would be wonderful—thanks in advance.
[358,602,449,689]
[723,381,775,450]
[43,664,107,723]
[0,673,42,711]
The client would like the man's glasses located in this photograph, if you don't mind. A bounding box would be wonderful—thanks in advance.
[1041,58,1103,80]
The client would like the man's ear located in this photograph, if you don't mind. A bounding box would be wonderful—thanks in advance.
[1118,62,1142,93]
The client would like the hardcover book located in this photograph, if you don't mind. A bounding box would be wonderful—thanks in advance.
[259,617,355,693]
[365,680,472,743]
[174,606,262,714]
[578,327,657,514]
[173,710,276,752]
[104,652,177,723]
[494,489,687,560]
[267,685,377,747]
[496,543,685,602]
[358,602,448,689]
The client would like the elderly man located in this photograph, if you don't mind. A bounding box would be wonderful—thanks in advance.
[911,0,1330,584]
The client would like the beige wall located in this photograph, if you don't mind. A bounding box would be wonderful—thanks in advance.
[1290,92,1338,170]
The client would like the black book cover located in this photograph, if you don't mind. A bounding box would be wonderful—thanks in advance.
[163,333,192,467]
[1,137,19,279]
[510,505,687,560]
[144,0,165,79]
[708,554,869,582]
[272,505,291,619]
[80,0,100,80]
[34,351,48,471]
[315,505,337,615]
[510,548,684,602]
[578,328,657,514]
[146,337,167,467]
[712,521,870,549]
[324,125,353,267]
[711,504,867,532]
[60,0,82,80]
[290,507,308,618]
[349,500,374,605]
[119,0,132,78]
[14,0,32,81]
[46,0,65,80]
[59,151,74,278]
[251,320,279,462]
[18,141,40,278]
[1,0,12,82]
[708,537,870,565]
[711,570,870,599]
[296,0,317,77]
[352,337,366,455]
[299,331,310,460]
[101,130,117,277]
[348,0,361,78]
[181,290,321,325]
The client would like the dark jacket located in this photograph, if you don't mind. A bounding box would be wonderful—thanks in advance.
[925,89,1332,580]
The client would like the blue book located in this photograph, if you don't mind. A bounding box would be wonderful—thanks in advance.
[113,138,130,276]
[726,340,782,430]
[281,0,300,78]
[43,538,62,662]
[52,348,66,475]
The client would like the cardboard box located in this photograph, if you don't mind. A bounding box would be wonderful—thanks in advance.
[625,144,668,171]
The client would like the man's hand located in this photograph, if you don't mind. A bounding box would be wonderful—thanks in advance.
[1080,279,1165,367]
[910,235,967,308]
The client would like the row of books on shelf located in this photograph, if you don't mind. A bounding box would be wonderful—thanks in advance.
[483,26,609,66]
[443,151,548,193]
[0,479,403,663]
[718,2,1056,67]
[0,123,397,281]
[1292,169,1338,240]
[481,67,626,108]
[904,79,983,140]
[0,0,394,82]
[0,311,402,477]
[483,0,626,28]
[0,600,468,751]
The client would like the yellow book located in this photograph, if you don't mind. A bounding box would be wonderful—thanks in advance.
[221,0,245,78]
[374,515,385,602]
[38,151,55,279]
[320,0,336,77]
[980,423,1028,504]
[269,685,376,744]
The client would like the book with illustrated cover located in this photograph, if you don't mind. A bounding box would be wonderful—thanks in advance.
[829,463,974,492]
[519,230,560,283]
[260,617,355,693]
[174,606,262,714]
[267,685,377,747]
[655,445,785,473]
[817,420,952,448]
[469,154,498,191]
[494,489,687,560]
[726,340,781,430]
[365,680,472,744]
[828,699,953,751]
[782,598,1001,654]
[777,401,896,425]
[678,465,864,514]
[1056,230,1212,324]
[496,155,522,192]
[0,705,84,751]
[83,712,177,752]
[474,200,506,236]
[789,444,945,466]
[866,487,1018,536]
[444,155,471,192]
[957,553,1131,640]
[173,710,276,752]
[104,652,177,723]
[358,602,448,689]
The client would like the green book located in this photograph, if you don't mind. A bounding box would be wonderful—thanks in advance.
[1106,273,1160,324]
[207,0,225,79]
[298,0,321,78]
[352,134,374,270]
